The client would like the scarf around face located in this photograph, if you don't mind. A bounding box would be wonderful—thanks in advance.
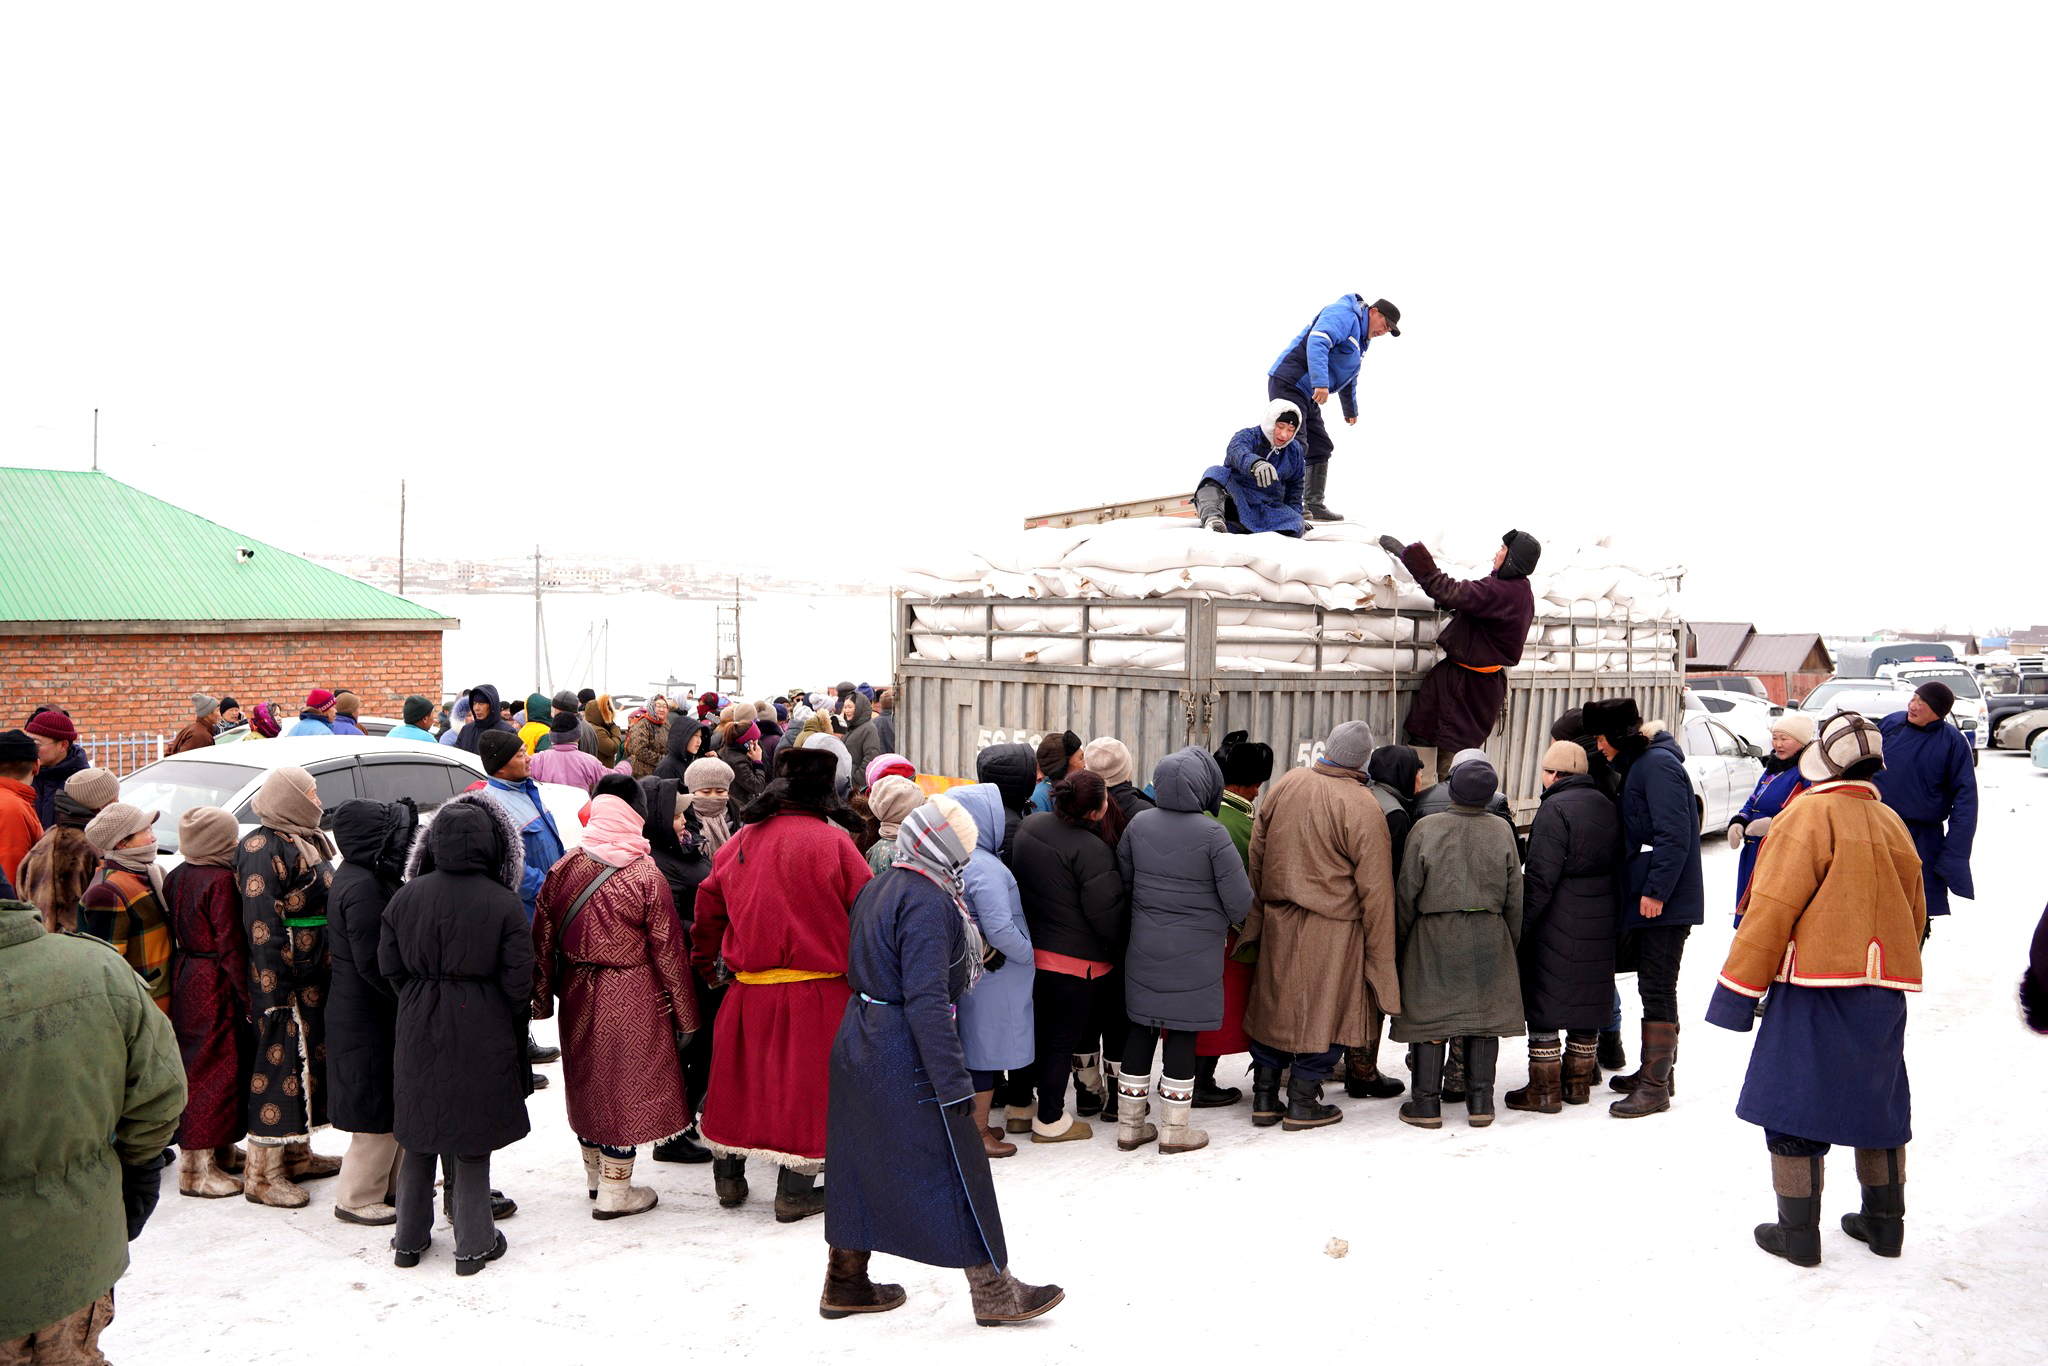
[582,794,652,867]
[252,765,334,860]
[688,795,732,853]
[893,803,986,988]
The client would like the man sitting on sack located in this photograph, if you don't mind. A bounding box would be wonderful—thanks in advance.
[1195,400,1308,538]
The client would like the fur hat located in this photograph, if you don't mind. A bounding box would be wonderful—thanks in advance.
[1914,681,1955,719]
[1449,758,1499,807]
[685,756,735,792]
[1800,711,1885,783]
[64,768,121,812]
[191,693,219,718]
[25,709,76,744]
[771,745,842,803]
[1769,712,1816,745]
[1498,529,1542,581]
[1323,720,1375,770]
[1213,730,1275,786]
[1262,398,1303,447]
[1542,739,1589,775]
[1581,697,1643,743]
[478,730,523,775]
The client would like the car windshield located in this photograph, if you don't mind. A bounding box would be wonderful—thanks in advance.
[120,760,261,852]
[1894,667,1980,699]
[1800,682,1862,711]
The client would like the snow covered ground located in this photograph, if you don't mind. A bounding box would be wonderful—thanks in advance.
[117,754,2048,1366]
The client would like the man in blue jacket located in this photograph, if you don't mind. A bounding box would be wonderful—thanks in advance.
[1195,400,1308,536]
[1876,682,1977,941]
[1583,696,1702,1121]
[1267,293,1400,522]
[475,730,566,1080]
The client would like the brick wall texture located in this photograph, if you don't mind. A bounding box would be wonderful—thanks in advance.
[4,630,445,737]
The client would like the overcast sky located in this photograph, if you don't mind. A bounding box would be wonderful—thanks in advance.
[5,6,2042,636]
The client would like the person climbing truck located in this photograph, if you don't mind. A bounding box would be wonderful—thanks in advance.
[1379,529,1541,778]
[1196,400,1308,537]
[1268,293,1400,522]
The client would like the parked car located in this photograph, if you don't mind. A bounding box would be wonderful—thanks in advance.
[1834,640,1957,677]
[2034,729,2048,773]
[1986,671,2048,748]
[1682,688,1779,750]
[119,736,588,871]
[1997,709,2048,753]
[1687,674,1773,700]
[1797,686,1981,766]
[1678,714,1765,834]
[1881,664,1986,749]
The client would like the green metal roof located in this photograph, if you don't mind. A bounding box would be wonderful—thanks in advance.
[0,467,450,625]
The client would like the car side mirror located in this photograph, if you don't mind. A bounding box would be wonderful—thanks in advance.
[1742,740,1764,760]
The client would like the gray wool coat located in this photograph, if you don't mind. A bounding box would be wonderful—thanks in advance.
[1118,747,1254,1033]
[1390,807,1526,1042]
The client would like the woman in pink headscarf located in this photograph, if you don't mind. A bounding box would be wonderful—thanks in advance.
[530,794,700,1221]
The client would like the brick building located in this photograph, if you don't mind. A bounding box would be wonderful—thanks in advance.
[0,468,456,740]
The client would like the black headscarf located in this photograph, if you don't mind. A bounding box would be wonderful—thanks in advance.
[1366,745,1423,809]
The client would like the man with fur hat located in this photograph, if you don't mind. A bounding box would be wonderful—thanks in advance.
[1379,530,1541,779]
[1193,731,1274,1107]
[0,731,44,891]
[15,768,117,933]
[1875,682,1977,936]
[1582,696,1703,1119]
[170,694,220,753]
[1267,292,1402,521]
[690,745,872,1221]
[1195,400,1309,536]
[1238,720,1401,1131]
[1706,711,1925,1268]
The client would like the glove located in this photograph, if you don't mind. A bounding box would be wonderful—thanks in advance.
[1250,460,1277,489]
[122,1157,164,1241]
[1726,822,1745,851]
[1746,815,1773,840]
[1378,534,1407,557]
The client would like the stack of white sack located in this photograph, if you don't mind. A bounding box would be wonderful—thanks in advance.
[900,518,1682,674]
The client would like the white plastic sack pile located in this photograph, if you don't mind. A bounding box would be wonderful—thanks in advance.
[900,518,1683,674]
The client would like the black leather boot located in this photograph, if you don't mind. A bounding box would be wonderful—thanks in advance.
[1463,1036,1499,1128]
[1400,1042,1446,1129]
[713,1156,748,1208]
[1597,1028,1627,1072]
[1191,1055,1241,1108]
[1251,1064,1285,1127]
[1755,1154,1824,1267]
[1302,462,1343,522]
[1842,1147,1906,1257]
[652,1128,713,1164]
[1280,1073,1343,1131]
[1344,1005,1405,1098]
[774,1166,825,1224]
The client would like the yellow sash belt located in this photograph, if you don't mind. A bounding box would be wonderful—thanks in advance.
[733,968,844,986]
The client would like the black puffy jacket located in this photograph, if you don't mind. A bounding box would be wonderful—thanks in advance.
[378,795,533,1155]
[326,798,415,1134]
[1517,773,1621,1031]
[976,743,1038,868]
[1012,810,1128,962]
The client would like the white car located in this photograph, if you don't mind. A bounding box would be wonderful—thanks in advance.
[1682,688,1777,752]
[120,735,588,871]
[1678,715,1765,834]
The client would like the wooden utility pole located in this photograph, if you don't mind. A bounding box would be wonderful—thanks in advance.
[398,479,407,595]
[92,409,98,470]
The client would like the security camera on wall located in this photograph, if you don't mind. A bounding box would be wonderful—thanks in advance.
[236,546,255,563]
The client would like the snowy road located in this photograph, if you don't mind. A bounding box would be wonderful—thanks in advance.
[117,754,2048,1366]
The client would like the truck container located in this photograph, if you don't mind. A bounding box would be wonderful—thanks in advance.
[894,595,1684,827]
[1834,640,1957,678]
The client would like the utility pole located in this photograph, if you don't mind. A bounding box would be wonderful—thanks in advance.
[534,545,543,687]
[91,409,98,471]
[398,479,407,595]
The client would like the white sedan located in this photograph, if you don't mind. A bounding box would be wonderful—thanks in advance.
[1682,688,1777,752]
[1679,714,1765,834]
[120,735,589,871]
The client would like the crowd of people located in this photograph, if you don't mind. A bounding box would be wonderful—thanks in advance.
[0,646,2015,1353]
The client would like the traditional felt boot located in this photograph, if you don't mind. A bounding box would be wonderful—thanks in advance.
[582,1146,601,1200]
[594,1153,658,1220]
[1072,1051,1106,1117]
[454,1230,509,1277]
[1099,1060,1121,1124]
[1399,1042,1446,1129]
[1597,1028,1627,1072]
[243,1143,310,1209]
[1609,1021,1678,1118]
[179,1145,242,1198]
[1116,1074,1158,1151]
[1281,1073,1343,1131]
[1192,1055,1241,1107]
[283,1140,342,1181]
[1505,1038,1564,1114]
[1842,1147,1906,1257]
[1302,462,1343,523]
[1030,1111,1093,1144]
[214,1144,246,1174]
[975,1091,1017,1159]
[1156,1076,1210,1154]
[713,1155,749,1208]
[820,1247,907,1320]
[652,1127,713,1164]
[774,1166,826,1223]
[1441,1036,1468,1103]
[1755,1154,1824,1267]
[1464,1036,1500,1127]
[1561,1034,1600,1105]
[1251,1064,1285,1127]
[965,1262,1065,1327]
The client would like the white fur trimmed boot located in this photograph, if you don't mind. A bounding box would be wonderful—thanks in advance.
[581,1145,600,1201]
[1116,1075,1157,1152]
[1029,1111,1093,1144]
[593,1153,658,1220]
[1156,1076,1210,1154]
[179,1145,242,1198]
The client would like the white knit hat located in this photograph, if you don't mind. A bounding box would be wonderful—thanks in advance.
[1799,712,1884,783]
[1769,711,1817,745]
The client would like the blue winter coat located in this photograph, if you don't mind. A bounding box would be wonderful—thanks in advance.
[481,777,567,919]
[1268,293,1375,419]
[1202,425,1307,536]
[1118,747,1254,1033]
[951,784,1035,1071]
[286,712,335,738]
[825,867,1006,1269]
[1875,712,1977,917]
[1732,763,1806,917]
[1618,730,1704,931]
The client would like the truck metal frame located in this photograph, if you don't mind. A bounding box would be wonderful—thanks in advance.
[895,595,1684,826]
